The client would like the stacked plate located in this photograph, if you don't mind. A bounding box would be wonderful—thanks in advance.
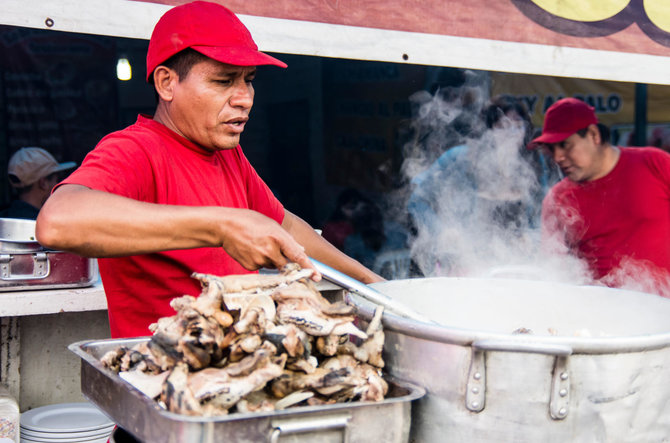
[20,402,114,443]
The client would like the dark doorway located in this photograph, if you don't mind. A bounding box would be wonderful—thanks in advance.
[267,100,315,225]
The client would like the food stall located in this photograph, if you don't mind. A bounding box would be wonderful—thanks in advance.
[1,0,670,441]
[5,0,670,83]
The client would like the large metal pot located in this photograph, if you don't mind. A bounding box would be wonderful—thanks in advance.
[351,277,670,442]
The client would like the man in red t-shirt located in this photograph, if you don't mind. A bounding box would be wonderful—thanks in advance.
[531,98,670,296]
[35,1,382,337]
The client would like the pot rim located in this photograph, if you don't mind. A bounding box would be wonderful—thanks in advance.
[350,278,670,355]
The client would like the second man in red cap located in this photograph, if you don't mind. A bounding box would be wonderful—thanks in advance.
[531,97,670,296]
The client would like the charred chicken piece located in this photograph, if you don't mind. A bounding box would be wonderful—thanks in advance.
[106,264,389,416]
[192,265,313,294]
[161,362,202,416]
[191,354,287,414]
[276,300,367,339]
[270,367,355,398]
[100,346,129,373]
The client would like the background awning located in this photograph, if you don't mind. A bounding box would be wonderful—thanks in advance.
[3,0,670,85]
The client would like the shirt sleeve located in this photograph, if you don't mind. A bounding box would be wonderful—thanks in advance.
[58,132,156,202]
[642,148,670,197]
[540,184,570,256]
[233,147,285,224]
[540,188,559,242]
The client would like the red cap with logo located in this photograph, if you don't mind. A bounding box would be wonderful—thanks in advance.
[529,98,598,148]
[146,1,287,82]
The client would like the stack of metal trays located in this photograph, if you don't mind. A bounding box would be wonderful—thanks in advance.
[69,338,425,443]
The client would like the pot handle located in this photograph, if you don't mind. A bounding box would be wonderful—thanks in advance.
[467,339,572,420]
[472,339,572,356]
[269,413,351,442]
[0,253,50,280]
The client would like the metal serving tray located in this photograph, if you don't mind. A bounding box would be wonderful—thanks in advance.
[0,218,97,291]
[0,250,98,291]
[69,338,425,443]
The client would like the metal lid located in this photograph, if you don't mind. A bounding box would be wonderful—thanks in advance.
[0,218,44,252]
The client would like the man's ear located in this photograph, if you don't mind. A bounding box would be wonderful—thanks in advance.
[587,123,601,145]
[153,66,177,102]
[37,176,51,191]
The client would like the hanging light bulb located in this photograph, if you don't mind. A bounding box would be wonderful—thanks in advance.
[116,56,132,81]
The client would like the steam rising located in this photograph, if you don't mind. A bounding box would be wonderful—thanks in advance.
[396,83,670,298]
[400,84,590,284]
[600,257,670,296]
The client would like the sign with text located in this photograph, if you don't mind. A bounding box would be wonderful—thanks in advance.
[144,0,670,55]
[491,72,670,144]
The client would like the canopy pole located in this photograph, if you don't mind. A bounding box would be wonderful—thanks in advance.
[634,83,648,147]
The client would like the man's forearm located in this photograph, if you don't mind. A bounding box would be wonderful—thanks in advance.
[282,210,384,284]
[37,184,318,274]
[36,184,226,257]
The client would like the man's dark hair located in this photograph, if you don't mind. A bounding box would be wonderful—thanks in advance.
[482,95,533,146]
[576,123,610,144]
[148,48,210,85]
[429,68,467,96]
[482,95,532,130]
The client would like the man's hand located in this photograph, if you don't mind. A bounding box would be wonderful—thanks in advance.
[281,210,382,284]
[217,208,319,278]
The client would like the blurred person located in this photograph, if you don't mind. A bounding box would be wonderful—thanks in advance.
[406,95,553,276]
[532,98,670,296]
[36,1,382,339]
[0,147,75,219]
[649,127,670,153]
[662,129,670,153]
[341,197,387,270]
[477,95,559,226]
[321,188,366,251]
[345,218,410,276]
[408,95,544,230]
[322,188,409,275]
[400,68,483,180]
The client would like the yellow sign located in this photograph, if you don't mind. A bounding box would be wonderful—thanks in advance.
[645,0,670,32]
[530,0,629,22]
[491,72,670,128]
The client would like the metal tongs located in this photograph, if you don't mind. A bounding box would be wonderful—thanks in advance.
[311,258,437,324]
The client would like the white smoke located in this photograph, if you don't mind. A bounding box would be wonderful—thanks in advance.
[389,81,670,299]
[400,85,589,284]
[600,257,670,297]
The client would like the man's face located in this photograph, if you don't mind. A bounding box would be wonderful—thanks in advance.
[169,59,256,151]
[544,125,606,182]
[38,173,62,206]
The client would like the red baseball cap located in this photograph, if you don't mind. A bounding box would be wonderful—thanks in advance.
[146,1,287,82]
[529,98,598,148]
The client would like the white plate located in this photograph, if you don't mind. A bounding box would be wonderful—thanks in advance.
[20,402,113,433]
[21,425,114,440]
[20,435,110,443]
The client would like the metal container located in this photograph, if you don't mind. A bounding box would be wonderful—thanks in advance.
[0,218,97,291]
[351,277,670,443]
[69,338,425,443]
